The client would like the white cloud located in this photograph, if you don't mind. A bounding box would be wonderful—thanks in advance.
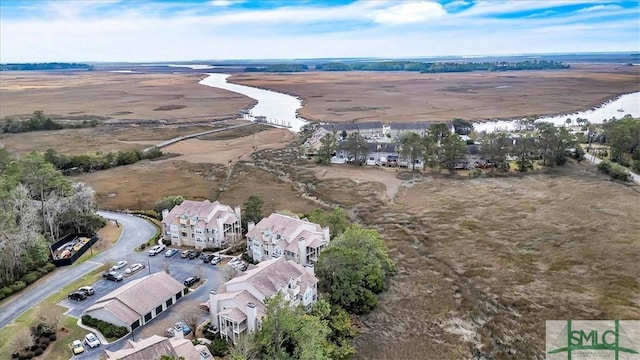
[210,0,245,7]
[369,1,447,25]
[577,4,623,13]
[444,0,470,11]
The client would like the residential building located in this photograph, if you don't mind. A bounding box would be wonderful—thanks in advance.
[84,272,186,332]
[208,257,318,344]
[246,213,330,266]
[103,334,212,360]
[162,200,242,250]
[320,121,384,139]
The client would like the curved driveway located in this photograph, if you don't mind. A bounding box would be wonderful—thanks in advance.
[0,211,156,328]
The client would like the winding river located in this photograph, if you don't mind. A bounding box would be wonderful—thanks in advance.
[198,72,639,133]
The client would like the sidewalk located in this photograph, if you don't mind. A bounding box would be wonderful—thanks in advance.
[76,318,109,345]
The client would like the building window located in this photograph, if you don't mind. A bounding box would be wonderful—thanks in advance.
[144,312,152,322]
[155,305,163,315]
[176,291,183,300]
[131,320,140,330]
[166,298,173,307]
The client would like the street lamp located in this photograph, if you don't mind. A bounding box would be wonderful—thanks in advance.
[146,259,151,275]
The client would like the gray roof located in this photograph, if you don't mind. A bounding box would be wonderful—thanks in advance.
[389,121,433,131]
[367,142,400,153]
[320,121,383,132]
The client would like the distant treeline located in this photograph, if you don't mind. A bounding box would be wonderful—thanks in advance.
[43,147,164,174]
[316,60,569,72]
[1,111,99,134]
[245,64,309,72]
[0,62,94,71]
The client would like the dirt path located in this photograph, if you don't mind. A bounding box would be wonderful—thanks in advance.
[313,166,405,201]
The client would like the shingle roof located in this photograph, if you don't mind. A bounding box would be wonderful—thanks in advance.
[246,213,327,251]
[103,335,177,360]
[389,121,433,131]
[162,200,239,227]
[320,121,383,131]
[85,272,184,325]
[219,307,247,323]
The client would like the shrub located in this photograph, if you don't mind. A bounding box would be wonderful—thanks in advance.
[42,263,56,273]
[1,286,13,297]
[34,348,43,356]
[633,159,640,173]
[21,271,41,285]
[597,160,612,174]
[207,339,230,357]
[609,164,631,182]
[40,338,50,347]
[49,334,57,341]
[39,343,47,350]
[10,281,26,293]
[11,352,18,359]
[468,168,483,178]
[81,315,128,339]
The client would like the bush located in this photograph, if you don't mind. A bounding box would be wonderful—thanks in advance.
[610,164,631,182]
[40,338,50,347]
[597,161,612,174]
[10,281,26,293]
[34,348,43,356]
[81,315,128,339]
[207,339,230,357]
[42,263,56,273]
[49,334,57,341]
[1,286,13,297]
[21,271,41,285]
[633,159,640,173]
[468,168,483,178]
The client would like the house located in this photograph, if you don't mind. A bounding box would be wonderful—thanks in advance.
[84,272,186,332]
[162,200,242,250]
[303,127,332,156]
[320,121,384,139]
[246,213,330,266]
[209,257,318,344]
[387,121,434,139]
[102,334,212,360]
[365,142,401,166]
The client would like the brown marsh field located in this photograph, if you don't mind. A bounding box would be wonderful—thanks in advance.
[1,68,639,359]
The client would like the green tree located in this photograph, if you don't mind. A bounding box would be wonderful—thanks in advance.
[316,225,396,314]
[344,133,368,165]
[311,300,356,360]
[420,136,438,171]
[452,118,474,136]
[480,132,510,172]
[304,207,350,236]
[317,132,339,164]
[242,195,264,229]
[512,136,535,172]
[602,117,640,166]
[256,292,332,360]
[153,195,185,218]
[439,133,467,173]
[399,132,423,171]
[428,123,450,143]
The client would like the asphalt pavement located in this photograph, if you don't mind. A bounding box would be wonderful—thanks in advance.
[0,211,156,328]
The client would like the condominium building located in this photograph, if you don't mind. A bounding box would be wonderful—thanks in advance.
[246,213,330,266]
[208,257,318,344]
[162,200,242,250]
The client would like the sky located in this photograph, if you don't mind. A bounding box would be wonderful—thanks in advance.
[0,0,639,62]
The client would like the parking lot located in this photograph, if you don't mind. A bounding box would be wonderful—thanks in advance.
[63,247,227,359]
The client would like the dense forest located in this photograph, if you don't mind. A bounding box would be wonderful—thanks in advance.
[0,148,104,292]
[315,60,569,72]
[0,62,93,71]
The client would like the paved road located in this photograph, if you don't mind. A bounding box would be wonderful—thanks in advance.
[0,211,156,328]
[585,153,640,184]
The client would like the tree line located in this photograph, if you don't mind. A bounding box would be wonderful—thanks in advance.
[245,64,309,72]
[0,148,104,291]
[601,117,640,172]
[43,147,164,174]
[0,63,94,71]
[315,60,569,73]
[315,121,580,173]
[1,111,99,133]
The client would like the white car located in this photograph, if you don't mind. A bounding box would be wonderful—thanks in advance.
[125,263,143,274]
[110,260,127,271]
[210,255,222,265]
[84,333,100,348]
[148,244,166,256]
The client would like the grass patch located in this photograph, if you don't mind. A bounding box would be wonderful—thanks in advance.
[0,265,109,359]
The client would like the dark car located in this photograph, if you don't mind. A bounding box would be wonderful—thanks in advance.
[103,271,123,282]
[202,254,215,263]
[184,276,200,287]
[187,250,201,260]
[68,291,87,301]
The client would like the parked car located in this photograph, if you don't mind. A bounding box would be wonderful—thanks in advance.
[210,255,222,265]
[199,302,210,311]
[180,250,191,258]
[184,276,200,287]
[202,254,215,263]
[165,248,178,257]
[84,333,100,348]
[71,339,85,354]
[205,322,218,335]
[148,244,166,256]
[166,322,192,337]
[103,271,123,282]
[187,250,201,260]
[110,260,127,271]
[78,286,95,296]
[68,291,87,301]
[125,263,143,274]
